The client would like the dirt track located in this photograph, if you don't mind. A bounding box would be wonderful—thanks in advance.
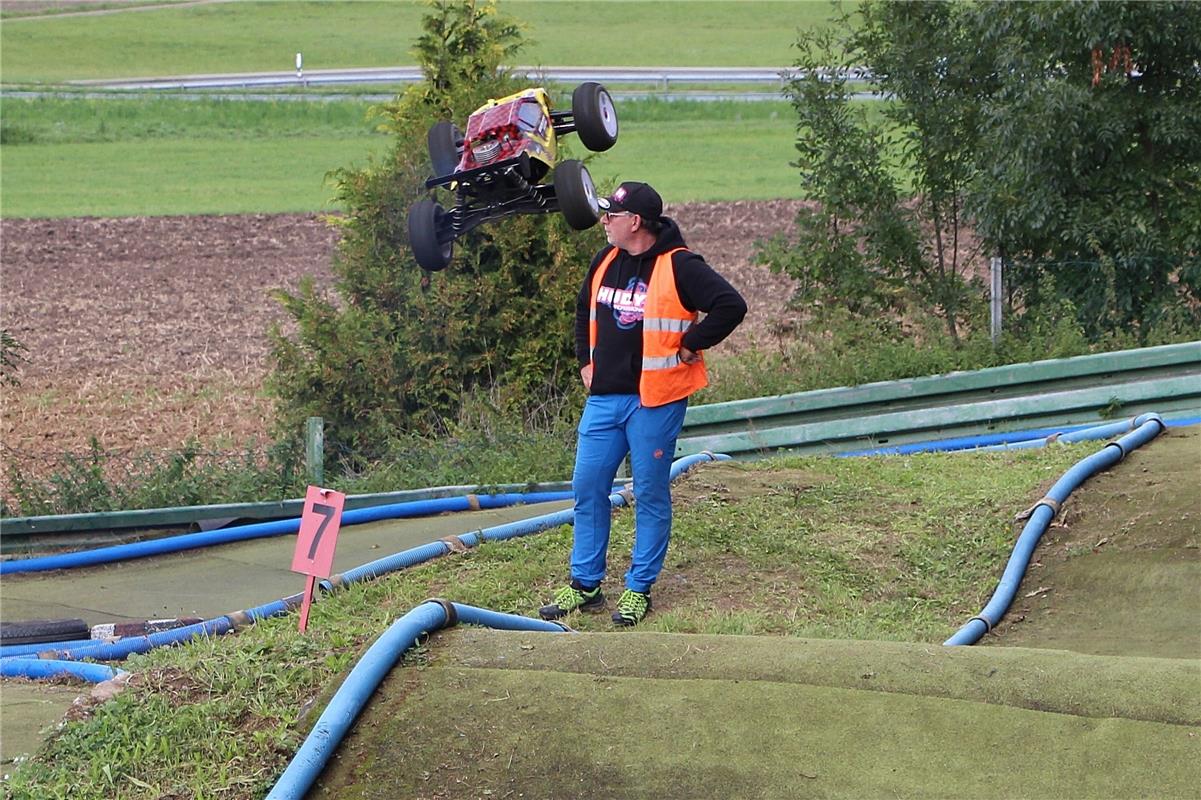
[0,202,802,463]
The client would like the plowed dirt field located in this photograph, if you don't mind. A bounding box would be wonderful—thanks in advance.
[1,201,803,472]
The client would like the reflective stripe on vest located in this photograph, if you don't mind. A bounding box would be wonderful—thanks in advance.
[587,246,708,407]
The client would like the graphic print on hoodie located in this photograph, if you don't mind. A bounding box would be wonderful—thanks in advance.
[597,277,650,329]
[575,216,748,398]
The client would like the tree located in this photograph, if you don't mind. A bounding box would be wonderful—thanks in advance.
[765,1,990,342]
[963,0,1201,339]
[268,0,603,461]
[768,0,1201,345]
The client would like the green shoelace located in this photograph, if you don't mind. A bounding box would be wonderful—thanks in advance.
[615,590,648,618]
[553,585,591,609]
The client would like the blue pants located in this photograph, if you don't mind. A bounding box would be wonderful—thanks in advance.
[571,394,688,594]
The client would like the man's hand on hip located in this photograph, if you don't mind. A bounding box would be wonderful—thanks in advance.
[678,346,701,365]
[580,363,593,390]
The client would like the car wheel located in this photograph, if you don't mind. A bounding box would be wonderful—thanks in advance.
[554,160,600,230]
[571,82,618,152]
[408,198,453,271]
[427,121,463,178]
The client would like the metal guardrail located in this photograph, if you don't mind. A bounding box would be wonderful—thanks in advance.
[0,482,577,544]
[676,342,1201,458]
[65,66,870,92]
[4,344,1196,545]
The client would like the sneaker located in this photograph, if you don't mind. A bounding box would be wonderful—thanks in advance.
[611,589,652,626]
[538,582,605,620]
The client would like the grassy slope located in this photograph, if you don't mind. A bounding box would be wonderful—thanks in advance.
[0,1,833,83]
[0,98,800,216]
[15,441,1201,799]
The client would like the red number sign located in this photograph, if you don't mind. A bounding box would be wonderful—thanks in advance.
[291,485,345,579]
[291,486,346,633]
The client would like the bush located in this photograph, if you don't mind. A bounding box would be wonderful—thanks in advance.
[696,298,1096,404]
[2,439,303,517]
[268,0,602,464]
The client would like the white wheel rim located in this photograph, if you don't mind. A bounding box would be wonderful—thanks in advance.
[582,168,598,212]
[598,92,618,137]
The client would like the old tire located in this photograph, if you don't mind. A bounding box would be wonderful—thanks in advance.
[427,121,463,178]
[554,160,599,230]
[408,198,453,271]
[0,618,90,646]
[571,82,618,152]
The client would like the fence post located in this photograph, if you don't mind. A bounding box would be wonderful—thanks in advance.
[305,416,324,486]
[990,256,1003,346]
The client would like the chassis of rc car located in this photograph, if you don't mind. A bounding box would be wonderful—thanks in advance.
[408,82,618,271]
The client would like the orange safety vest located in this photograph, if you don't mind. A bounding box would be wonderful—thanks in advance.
[588,246,708,407]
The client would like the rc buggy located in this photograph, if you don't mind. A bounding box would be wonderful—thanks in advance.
[407,82,618,271]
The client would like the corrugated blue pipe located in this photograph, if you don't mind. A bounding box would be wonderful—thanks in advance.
[944,413,1166,646]
[19,595,308,664]
[29,617,236,662]
[837,414,1198,458]
[1,491,575,575]
[266,600,568,800]
[974,415,1175,451]
[14,455,727,667]
[837,423,1105,457]
[321,453,727,589]
[1,657,124,683]
[0,637,96,659]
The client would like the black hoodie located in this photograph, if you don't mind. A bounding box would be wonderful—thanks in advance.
[574,216,748,396]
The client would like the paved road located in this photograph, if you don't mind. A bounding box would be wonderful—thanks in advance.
[70,66,796,90]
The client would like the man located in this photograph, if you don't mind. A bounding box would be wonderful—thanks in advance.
[539,181,747,626]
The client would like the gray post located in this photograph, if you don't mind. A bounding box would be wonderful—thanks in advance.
[990,256,1003,346]
[305,416,324,486]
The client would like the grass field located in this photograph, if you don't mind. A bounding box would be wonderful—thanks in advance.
[0,0,856,217]
[0,0,840,83]
[6,434,1198,798]
[0,96,802,216]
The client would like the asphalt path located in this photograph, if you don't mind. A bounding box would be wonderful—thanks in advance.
[69,66,798,91]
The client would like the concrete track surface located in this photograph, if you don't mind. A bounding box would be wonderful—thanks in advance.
[0,500,571,763]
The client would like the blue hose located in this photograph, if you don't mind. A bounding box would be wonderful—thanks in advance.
[0,638,96,659]
[976,416,1150,451]
[1,491,575,576]
[323,453,726,589]
[31,617,236,662]
[14,455,727,667]
[837,423,1105,457]
[265,600,568,800]
[838,414,1198,457]
[944,413,1166,646]
[1,657,125,683]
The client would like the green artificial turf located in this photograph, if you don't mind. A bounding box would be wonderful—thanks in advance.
[313,630,1201,799]
[986,426,1201,659]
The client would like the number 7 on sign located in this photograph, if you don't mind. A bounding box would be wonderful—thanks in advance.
[291,485,346,632]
